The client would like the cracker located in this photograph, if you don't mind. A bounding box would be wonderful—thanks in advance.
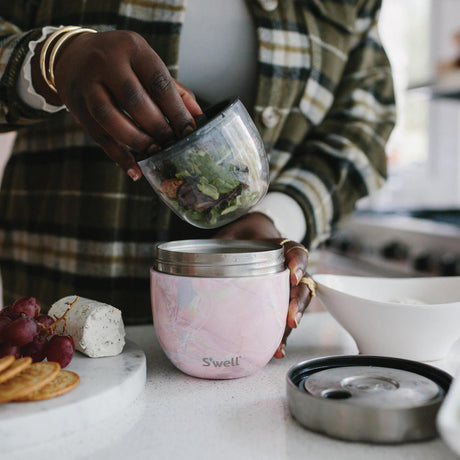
[0,361,60,403]
[18,370,80,401]
[0,357,32,384]
[0,355,15,373]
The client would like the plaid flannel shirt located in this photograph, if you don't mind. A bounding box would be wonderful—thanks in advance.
[0,0,395,322]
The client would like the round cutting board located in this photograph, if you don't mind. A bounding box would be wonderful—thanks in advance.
[0,339,146,451]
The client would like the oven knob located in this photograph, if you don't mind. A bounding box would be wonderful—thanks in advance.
[337,236,353,253]
[438,254,460,276]
[413,252,436,272]
[381,241,409,260]
[327,235,350,253]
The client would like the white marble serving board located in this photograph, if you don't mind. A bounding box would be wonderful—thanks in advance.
[0,339,146,451]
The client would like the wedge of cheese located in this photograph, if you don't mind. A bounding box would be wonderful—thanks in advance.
[49,296,125,358]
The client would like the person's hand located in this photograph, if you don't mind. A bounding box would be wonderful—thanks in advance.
[32,30,202,181]
[214,212,315,358]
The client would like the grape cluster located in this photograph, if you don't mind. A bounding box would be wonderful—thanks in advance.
[0,297,75,368]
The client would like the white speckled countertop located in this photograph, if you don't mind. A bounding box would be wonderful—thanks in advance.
[7,311,460,460]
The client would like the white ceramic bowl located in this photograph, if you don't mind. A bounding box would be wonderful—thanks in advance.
[313,274,460,361]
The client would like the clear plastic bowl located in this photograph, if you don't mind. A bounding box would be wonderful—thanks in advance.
[138,98,269,229]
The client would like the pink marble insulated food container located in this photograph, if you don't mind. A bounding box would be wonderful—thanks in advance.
[151,240,290,379]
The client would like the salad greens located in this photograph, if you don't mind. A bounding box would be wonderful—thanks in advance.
[157,146,261,228]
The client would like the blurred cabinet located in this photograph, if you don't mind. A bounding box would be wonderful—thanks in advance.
[361,0,460,211]
[428,96,460,206]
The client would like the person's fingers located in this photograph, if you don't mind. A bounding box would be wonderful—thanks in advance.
[281,240,309,286]
[286,279,313,330]
[273,280,313,360]
[53,30,203,174]
[274,328,290,359]
[70,101,142,180]
[174,79,202,118]
[270,238,314,359]
[108,66,175,146]
[84,82,159,154]
[132,49,196,139]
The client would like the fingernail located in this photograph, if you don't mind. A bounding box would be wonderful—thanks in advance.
[127,168,141,181]
[147,143,161,155]
[295,311,302,327]
[164,139,176,148]
[294,268,303,285]
[275,343,286,359]
[280,344,286,357]
[182,125,194,138]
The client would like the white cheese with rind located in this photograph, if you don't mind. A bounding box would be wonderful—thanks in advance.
[49,295,126,358]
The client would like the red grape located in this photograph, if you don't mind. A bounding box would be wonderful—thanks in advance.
[10,296,41,319]
[0,343,21,359]
[3,317,39,346]
[67,334,75,352]
[46,335,74,368]
[22,336,48,362]
[0,316,12,342]
[35,314,55,337]
[1,294,76,366]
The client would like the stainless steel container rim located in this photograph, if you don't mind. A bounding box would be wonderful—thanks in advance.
[286,354,453,443]
[153,239,285,277]
[155,238,283,256]
[287,355,452,410]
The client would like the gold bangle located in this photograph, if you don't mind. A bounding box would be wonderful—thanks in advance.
[48,27,98,91]
[299,276,316,297]
[40,26,80,93]
[285,244,309,261]
[279,238,292,246]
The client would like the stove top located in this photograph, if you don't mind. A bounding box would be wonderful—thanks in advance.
[323,210,460,277]
[359,209,460,227]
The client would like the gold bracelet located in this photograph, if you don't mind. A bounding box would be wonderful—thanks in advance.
[285,244,309,261]
[299,276,316,297]
[48,27,98,92]
[39,26,80,93]
[279,238,292,246]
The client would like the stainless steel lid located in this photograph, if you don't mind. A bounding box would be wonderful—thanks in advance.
[304,366,441,408]
[153,239,285,277]
[287,355,452,443]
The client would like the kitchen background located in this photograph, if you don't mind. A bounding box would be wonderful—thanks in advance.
[367,0,460,211]
[1,0,460,304]
[319,0,460,281]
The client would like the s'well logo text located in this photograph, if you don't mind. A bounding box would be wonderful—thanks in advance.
[202,356,241,367]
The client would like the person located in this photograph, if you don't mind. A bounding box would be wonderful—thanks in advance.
[0,0,395,358]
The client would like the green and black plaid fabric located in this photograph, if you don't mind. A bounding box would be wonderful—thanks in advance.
[0,0,395,322]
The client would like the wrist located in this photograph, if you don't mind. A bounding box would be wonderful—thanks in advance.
[30,27,97,105]
[31,39,62,106]
[47,28,97,91]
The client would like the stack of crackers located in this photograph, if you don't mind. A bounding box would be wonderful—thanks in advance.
[0,355,79,403]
